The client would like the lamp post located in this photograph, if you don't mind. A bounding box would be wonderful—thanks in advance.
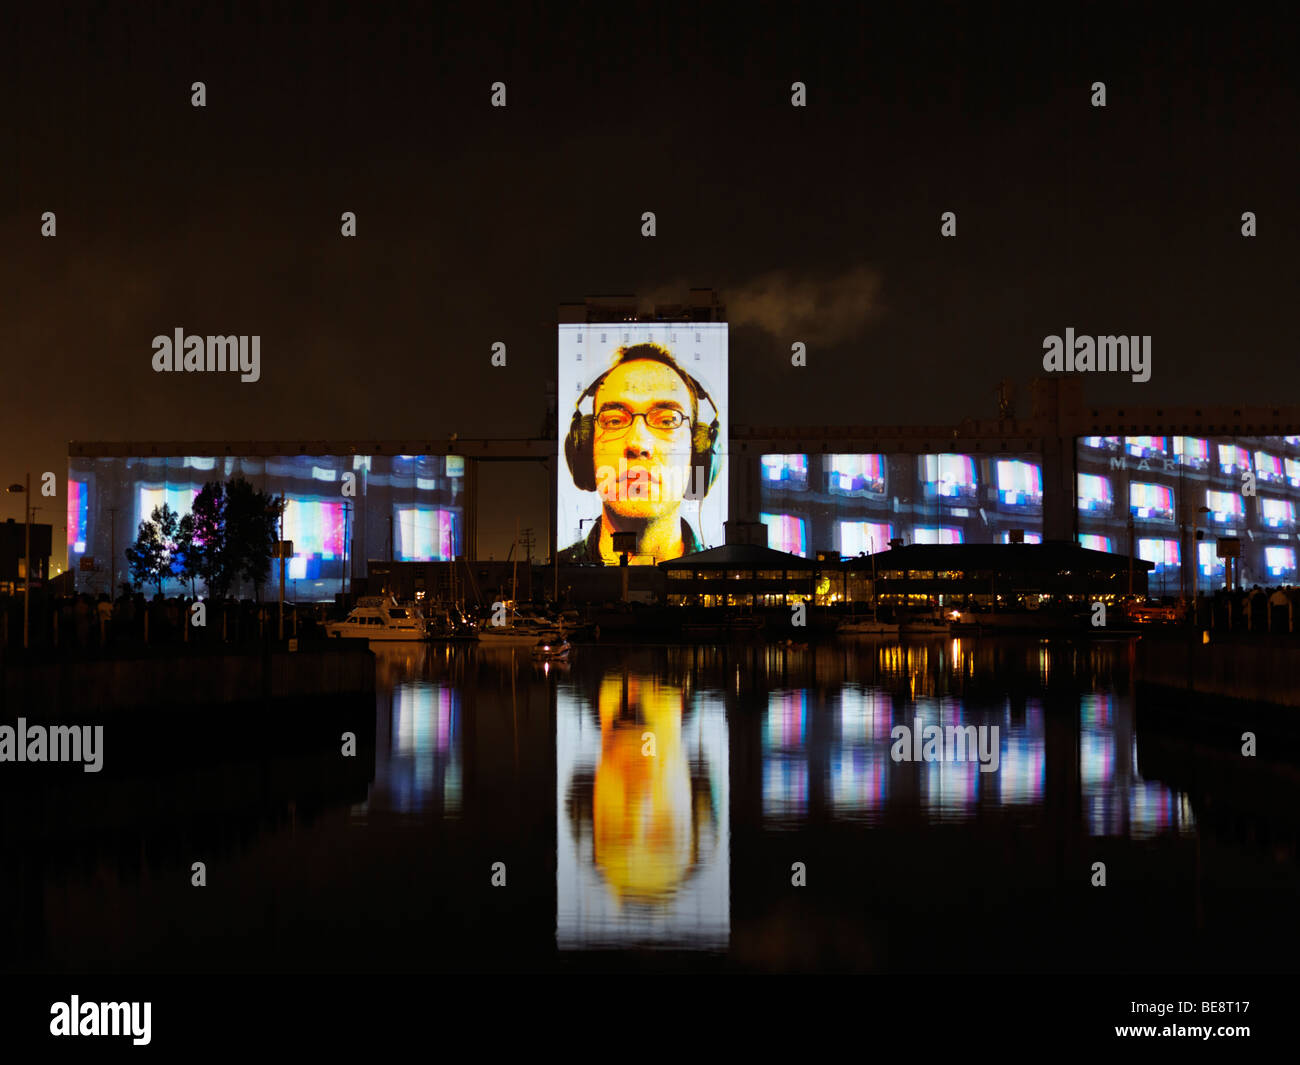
[6,475,30,649]
[1191,505,1211,620]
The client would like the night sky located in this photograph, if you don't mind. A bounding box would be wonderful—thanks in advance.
[3,3,1298,557]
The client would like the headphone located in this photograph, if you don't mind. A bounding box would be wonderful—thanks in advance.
[565,348,721,499]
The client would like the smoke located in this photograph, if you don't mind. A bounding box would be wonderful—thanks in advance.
[647,267,883,346]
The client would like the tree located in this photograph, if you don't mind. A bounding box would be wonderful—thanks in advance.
[124,503,182,596]
[190,481,229,597]
[175,512,199,597]
[124,518,162,594]
[222,478,285,601]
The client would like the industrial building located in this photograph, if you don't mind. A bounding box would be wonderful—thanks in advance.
[63,293,1300,601]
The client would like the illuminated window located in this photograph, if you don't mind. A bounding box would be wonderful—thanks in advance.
[67,480,89,554]
[1255,451,1284,484]
[1204,489,1244,524]
[913,526,963,545]
[1138,538,1180,568]
[996,460,1043,507]
[1217,444,1250,475]
[760,513,807,556]
[826,454,886,496]
[395,506,458,561]
[1264,546,1296,580]
[1196,542,1225,580]
[1124,436,1167,459]
[920,454,977,502]
[283,498,345,560]
[1129,482,1174,521]
[1260,498,1296,530]
[760,454,808,489]
[138,485,198,528]
[1077,474,1113,513]
[839,521,892,556]
[1173,437,1209,468]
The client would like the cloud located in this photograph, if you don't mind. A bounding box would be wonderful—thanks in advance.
[728,266,884,345]
[646,267,884,346]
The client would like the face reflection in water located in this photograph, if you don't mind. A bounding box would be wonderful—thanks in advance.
[557,671,730,949]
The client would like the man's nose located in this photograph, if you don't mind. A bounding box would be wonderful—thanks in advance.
[623,415,654,454]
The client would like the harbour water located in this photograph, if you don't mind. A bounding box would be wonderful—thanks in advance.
[4,636,1298,974]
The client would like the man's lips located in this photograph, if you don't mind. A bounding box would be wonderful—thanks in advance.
[618,466,661,485]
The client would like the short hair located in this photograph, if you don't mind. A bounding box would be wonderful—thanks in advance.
[594,343,700,426]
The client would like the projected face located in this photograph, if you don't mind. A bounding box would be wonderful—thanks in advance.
[591,359,695,521]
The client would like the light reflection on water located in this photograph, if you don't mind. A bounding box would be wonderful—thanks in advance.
[556,672,729,950]
[14,635,1295,976]
[361,639,1196,954]
[758,680,1190,837]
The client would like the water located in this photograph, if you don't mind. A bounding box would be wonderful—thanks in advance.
[4,636,1298,973]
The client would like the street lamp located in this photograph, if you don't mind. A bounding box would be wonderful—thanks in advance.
[6,475,30,649]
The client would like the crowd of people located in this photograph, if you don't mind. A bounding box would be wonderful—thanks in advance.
[1199,583,1299,632]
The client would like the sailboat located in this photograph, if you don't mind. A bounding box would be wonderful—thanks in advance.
[837,544,899,634]
[478,523,565,646]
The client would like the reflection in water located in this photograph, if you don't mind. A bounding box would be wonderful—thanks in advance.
[8,635,1260,975]
[1079,692,1195,838]
[558,671,729,950]
[763,691,809,823]
[383,683,461,816]
[758,652,1188,836]
[998,699,1046,807]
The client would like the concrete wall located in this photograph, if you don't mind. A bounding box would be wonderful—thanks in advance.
[1135,636,1300,709]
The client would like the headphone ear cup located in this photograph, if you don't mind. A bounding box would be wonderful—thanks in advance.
[565,413,597,492]
[687,418,720,499]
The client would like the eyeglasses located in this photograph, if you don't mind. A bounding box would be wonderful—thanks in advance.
[595,407,687,435]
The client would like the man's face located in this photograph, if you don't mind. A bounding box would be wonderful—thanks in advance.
[591,359,694,519]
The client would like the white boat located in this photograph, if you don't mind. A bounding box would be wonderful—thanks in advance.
[325,596,429,641]
[478,616,565,646]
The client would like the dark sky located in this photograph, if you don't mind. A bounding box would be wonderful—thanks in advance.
[3,3,1298,557]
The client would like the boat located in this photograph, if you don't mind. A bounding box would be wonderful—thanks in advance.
[478,615,565,646]
[531,636,571,660]
[325,596,430,641]
[421,602,480,640]
[478,527,568,646]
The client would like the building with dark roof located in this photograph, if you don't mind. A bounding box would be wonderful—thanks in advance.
[661,543,818,608]
[846,541,1151,608]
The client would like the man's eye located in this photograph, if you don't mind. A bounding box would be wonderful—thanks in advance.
[598,411,631,429]
[649,410,684,429]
